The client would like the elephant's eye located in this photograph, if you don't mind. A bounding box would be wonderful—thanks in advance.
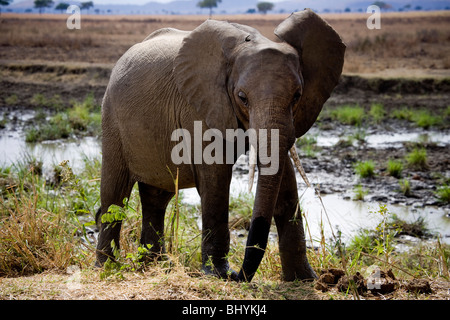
[292,90,302,105]
[238,91,248,106]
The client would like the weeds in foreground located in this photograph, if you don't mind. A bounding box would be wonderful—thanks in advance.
[435,185,450,203]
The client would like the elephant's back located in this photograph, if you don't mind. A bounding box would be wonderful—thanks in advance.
[103,28,195,191]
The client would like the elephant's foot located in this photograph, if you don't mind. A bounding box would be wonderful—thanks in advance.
[281,258,317,282]
[202,262,239,281]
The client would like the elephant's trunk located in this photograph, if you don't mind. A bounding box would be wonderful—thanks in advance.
[238,108,294,282]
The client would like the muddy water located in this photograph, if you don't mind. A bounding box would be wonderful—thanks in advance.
[1,109,449,244]
[0,110,101,174]
[181,171,450,245]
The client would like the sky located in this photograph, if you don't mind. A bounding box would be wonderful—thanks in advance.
[13,0,294,5]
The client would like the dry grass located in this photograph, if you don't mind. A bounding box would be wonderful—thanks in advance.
[0,11,449,75]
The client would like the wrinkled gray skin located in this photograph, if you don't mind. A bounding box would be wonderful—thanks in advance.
[96,9,345,282]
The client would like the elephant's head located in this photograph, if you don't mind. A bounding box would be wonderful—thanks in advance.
[174,9,345,281]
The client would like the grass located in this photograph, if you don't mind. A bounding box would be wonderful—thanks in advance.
[412,110,442,129]
[1,157,448,299]
[354,160,375,179]
[369,103,385,123]
[435,185,450,203]
[25,93,101,143]
[387,159,403,179]
[331,105,365,126]
[406,148,428,170]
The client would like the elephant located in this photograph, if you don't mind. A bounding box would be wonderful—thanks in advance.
[95,9,345,282]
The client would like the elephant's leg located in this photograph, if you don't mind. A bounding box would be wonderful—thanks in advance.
[138,182,174,260]
[195,163,237,280]
[273,158,317,281]
[96,139,135,266]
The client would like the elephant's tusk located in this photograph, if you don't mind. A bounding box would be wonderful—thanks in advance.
[248,144,257,193]
[289,144,311,188]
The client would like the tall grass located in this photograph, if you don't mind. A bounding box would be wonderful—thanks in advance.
[1,157,448,298]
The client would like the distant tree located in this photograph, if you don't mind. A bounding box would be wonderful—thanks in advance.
[197,0,221,18]
[34,0,54,14]
[55,2,69,13]
[372,1,392,10]
[246,8,256,14]
[257,2,274,14]
[0,0,12,16]
[80,1,93,12]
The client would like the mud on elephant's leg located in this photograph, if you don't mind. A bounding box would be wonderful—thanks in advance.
[138,182,174,261]
[273,159,317,281]
[195,164,238,281]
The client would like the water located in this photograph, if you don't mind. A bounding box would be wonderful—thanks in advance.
[181,173,450,245]
[1,109,449,244]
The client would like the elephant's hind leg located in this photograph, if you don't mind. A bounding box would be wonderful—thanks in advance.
[138,182,174,261]
[273,159,317,281]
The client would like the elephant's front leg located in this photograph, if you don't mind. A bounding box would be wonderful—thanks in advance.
[274,158,317,281]
[195,163,238,280]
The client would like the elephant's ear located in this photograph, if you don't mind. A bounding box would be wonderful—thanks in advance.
[174,20,245,134]
[274,9,346,137]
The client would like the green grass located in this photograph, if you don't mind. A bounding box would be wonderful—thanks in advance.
[406,148,428,170]
[354,160,375,178]
[399,179,411,197]
[387,159,403,179]
[369,103,385,123]
[435,185,450,203]
[331,105,365,126]
[25,93,101,143]
[412,110,442,129]
[1,157,449,299]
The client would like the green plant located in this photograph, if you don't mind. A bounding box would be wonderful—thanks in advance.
[353,184,368,201]
[412,110,442,129]
[399,179,411,197]
[406,148,428,170]
[354,160,375,178]
[5,94,18,105]
[387,159,403,178]
[331,105,365,126]
[391,107,413,121]
[435,185,450,203]
[369,103,385,123]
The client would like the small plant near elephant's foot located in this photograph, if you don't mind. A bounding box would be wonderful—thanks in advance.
[354,160,375,179]
[406,148,428,170]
